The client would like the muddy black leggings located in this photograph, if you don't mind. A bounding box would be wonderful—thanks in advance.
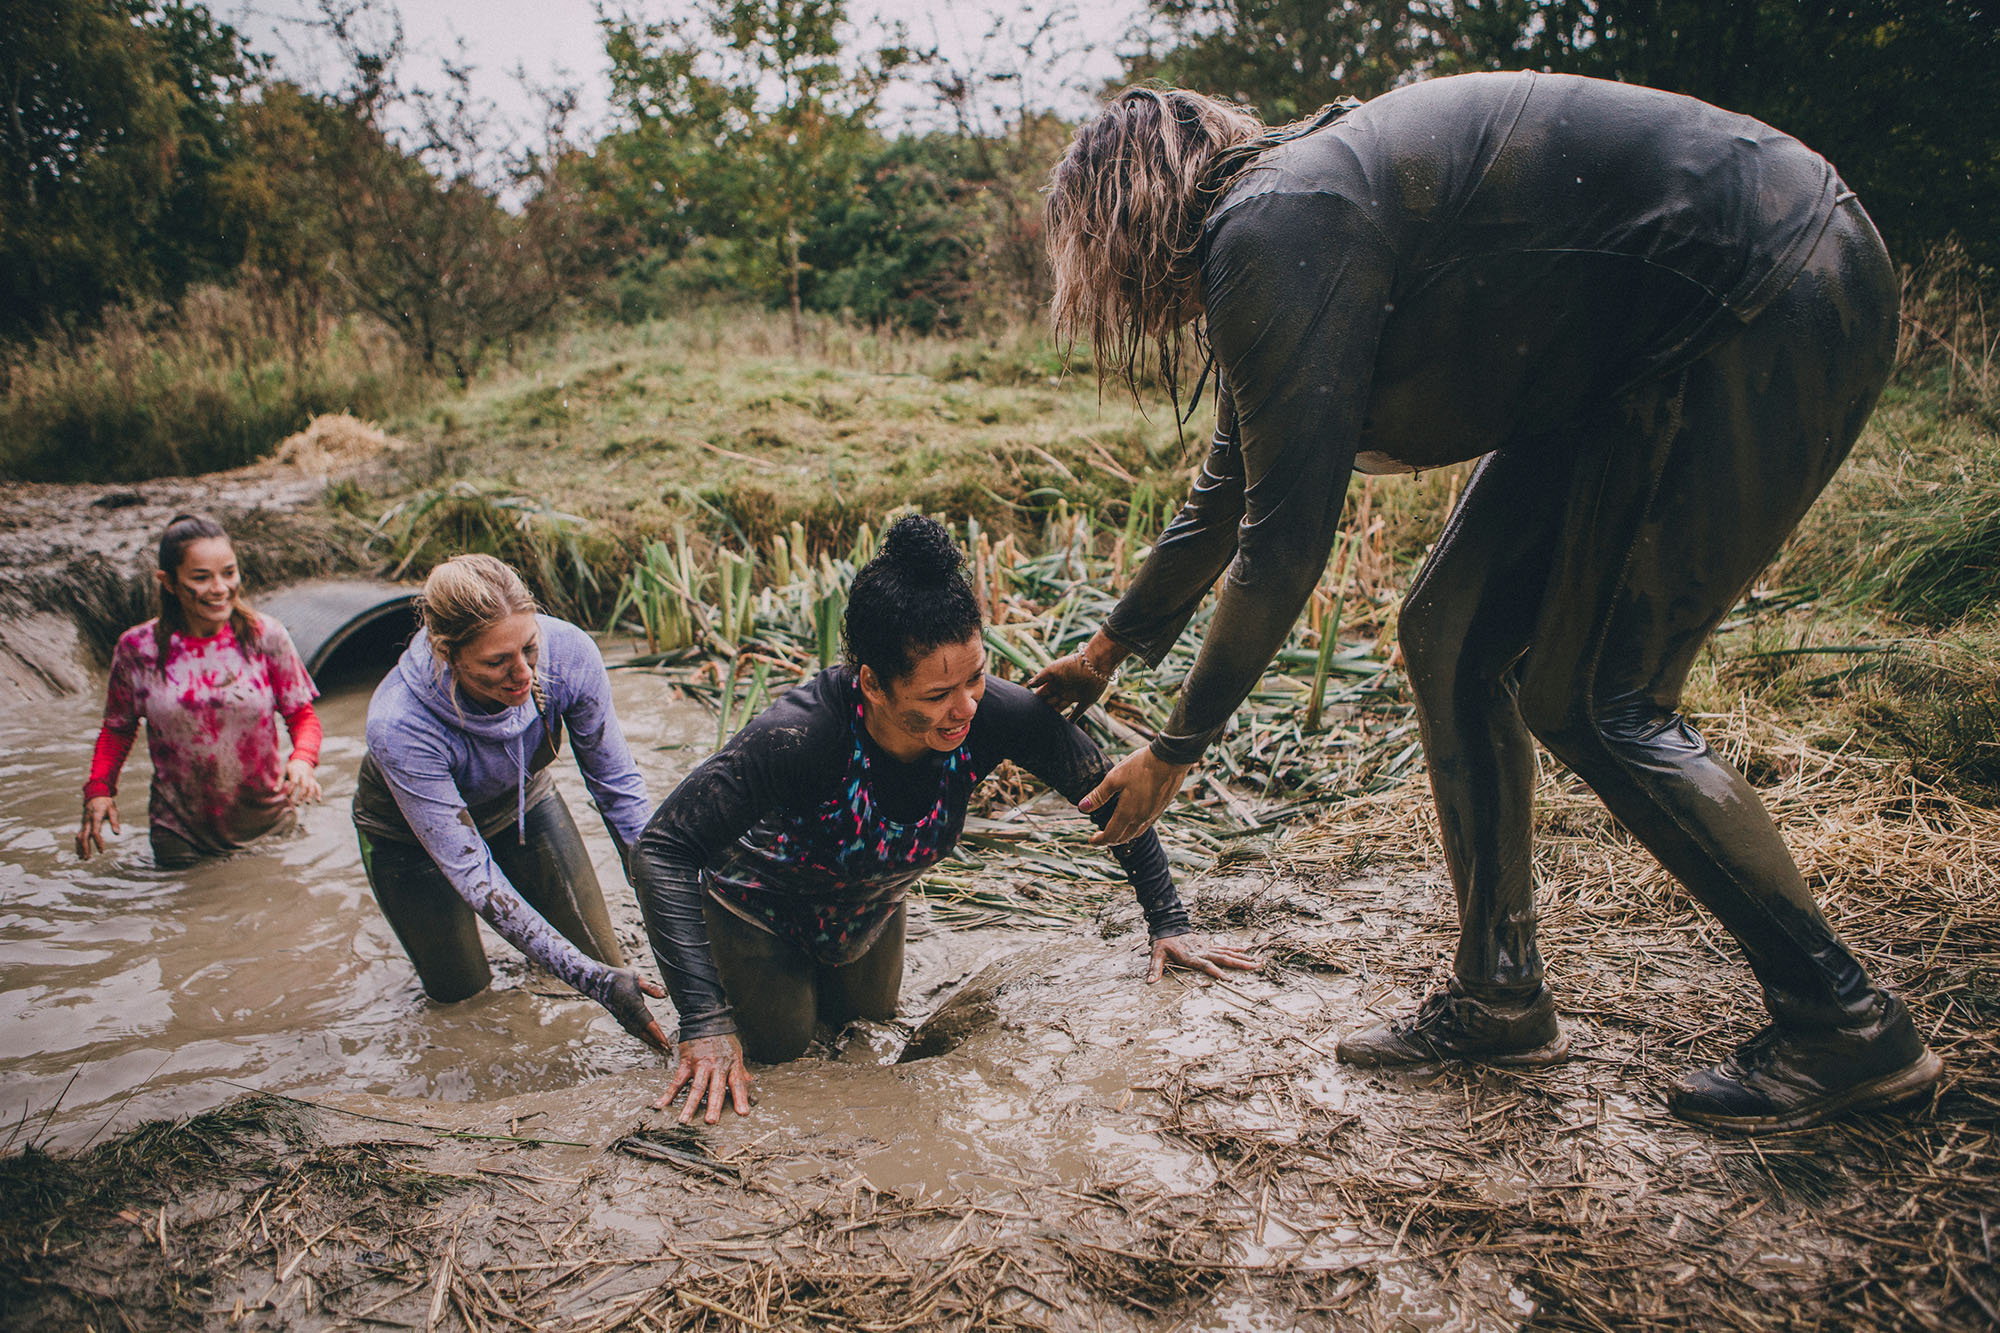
[701,898,906,1064]
[357,793,626,1003]
[1398,197,1901,1034]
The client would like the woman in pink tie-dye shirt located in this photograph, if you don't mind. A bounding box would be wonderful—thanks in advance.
[77,514,323,867]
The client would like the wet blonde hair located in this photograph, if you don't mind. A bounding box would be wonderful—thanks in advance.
[1046,86,1264,398]
[417,554,539,672]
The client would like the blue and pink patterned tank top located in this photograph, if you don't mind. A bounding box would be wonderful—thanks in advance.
[704,694,978,964]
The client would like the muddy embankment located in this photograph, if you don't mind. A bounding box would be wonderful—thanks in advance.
[0,415,412,701]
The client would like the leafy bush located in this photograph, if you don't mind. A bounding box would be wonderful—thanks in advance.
[0,282,424,481]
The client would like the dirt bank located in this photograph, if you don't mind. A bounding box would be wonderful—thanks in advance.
[0,459,375,702]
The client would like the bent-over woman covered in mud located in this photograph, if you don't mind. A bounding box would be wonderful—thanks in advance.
[631,515,1261,1124]
[353,554,673,1052]
[1031,71,1942,1133]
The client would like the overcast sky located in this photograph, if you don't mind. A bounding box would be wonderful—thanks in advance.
[228,0,1158,140]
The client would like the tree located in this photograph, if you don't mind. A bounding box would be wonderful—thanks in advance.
[598,0,909,342]
[1124,0,1455,118]
[0,0,262,339]
[800,134,978,330]
[247,4,616,383]
[1128,0,1999,272]
[920,5,1106,321]
[1467,0,2000,273]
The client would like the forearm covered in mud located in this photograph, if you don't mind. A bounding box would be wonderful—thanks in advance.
[629,822,736,1041]
[977,679,1191,939]
[1103,393,1246,666]
[374,735,616,1006]
[1143,191,1392,766]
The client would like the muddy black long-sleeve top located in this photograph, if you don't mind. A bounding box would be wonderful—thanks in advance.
[1104,71,1848,764]
[631,668,1191,1041]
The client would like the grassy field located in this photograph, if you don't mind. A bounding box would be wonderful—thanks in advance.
[325,275,1998,803]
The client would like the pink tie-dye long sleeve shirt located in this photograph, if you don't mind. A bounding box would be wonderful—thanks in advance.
[98,616,319,853]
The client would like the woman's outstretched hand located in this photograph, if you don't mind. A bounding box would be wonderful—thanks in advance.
[1148,934,1264,983]
[1080,747,1193,845]
[76,796,120,860]
[657,1034,756,1124]
[602,968,674,1052]
[1029,652,1107,721]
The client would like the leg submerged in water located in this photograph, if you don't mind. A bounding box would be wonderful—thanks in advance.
[701,899,908,1065]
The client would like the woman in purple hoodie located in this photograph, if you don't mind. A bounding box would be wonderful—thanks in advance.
[353,554,668,1050]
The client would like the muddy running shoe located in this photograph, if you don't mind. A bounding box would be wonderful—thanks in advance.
[1667,997,1943,1134]
[1336,980,1569,1068]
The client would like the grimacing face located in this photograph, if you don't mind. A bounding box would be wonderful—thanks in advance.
[447,611,540,710]
[860,635,987,758]
[158,536,239,637]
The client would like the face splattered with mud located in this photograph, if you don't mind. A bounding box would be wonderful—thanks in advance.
[858,636,986,760]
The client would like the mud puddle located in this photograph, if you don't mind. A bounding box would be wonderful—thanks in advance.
[5,647,1992,1328]
[0,654,1025,1150]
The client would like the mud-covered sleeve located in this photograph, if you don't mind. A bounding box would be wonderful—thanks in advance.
[1103,388,1247,664]
[366,714,619,1007]
[975,679,1192,940]
[552,624,652,857]
[1145,192,1396,766]
[629,692,845,1041]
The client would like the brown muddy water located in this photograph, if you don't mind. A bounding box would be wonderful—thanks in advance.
[0,648,1186,1162]
[7,638,1987,1327]
[0,654,945,1150]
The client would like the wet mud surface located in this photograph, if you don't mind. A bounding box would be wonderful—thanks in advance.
[2,534,1996,1325]
[6,637,1994,1329]
[0,466,366,702]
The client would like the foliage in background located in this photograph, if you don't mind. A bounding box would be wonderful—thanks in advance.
[596,0,911,344]
[0,279,423,481]
[1126,0,1451,112]
[0,0,265,341]
[1126,0,2000,273]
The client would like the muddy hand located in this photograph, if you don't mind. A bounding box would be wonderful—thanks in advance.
[281,759,322,808]
[1081,748,1192,845]
[1028,652,1107,722]
[1148,934,1264,983]
[658,1034,755,1125]
[602,968,673,1052]
[76,796,120,860]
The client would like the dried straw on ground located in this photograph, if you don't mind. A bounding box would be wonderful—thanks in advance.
[3,519,1995,1329]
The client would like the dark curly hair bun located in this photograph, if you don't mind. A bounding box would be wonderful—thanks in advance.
[845,515,983,683]
[878,514,964,581]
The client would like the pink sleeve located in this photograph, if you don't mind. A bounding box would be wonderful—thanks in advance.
[101,633,142,734]
[282,702,323,768]
[84,726,136,800]
[258,618,320,715]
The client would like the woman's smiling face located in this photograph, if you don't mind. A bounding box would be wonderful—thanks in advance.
[450,612,540,710]
[159,536,240,637]
[860,635,987,760]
